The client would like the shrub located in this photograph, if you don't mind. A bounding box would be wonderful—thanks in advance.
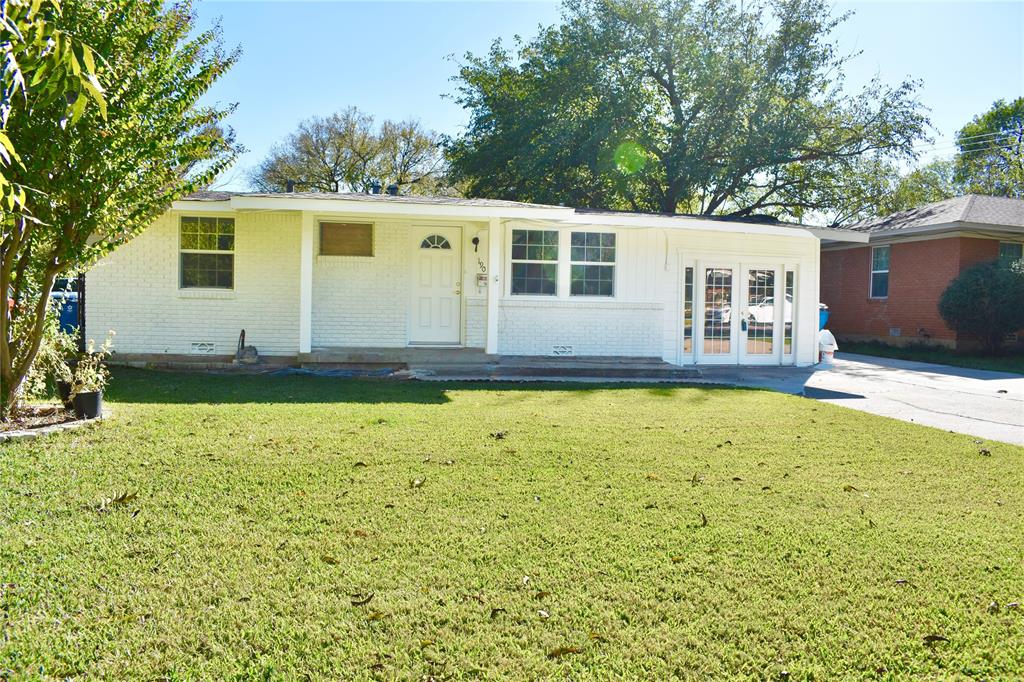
[938,260,1024,353]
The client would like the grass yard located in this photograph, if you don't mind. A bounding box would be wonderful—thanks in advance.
[2,369,1023,679]
[840,340,1024,375]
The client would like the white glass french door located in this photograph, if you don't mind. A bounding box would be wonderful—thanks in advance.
[694,263,784,365]
[738,266,783,365]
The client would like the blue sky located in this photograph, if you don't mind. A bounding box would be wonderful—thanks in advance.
[195,1,1024,191]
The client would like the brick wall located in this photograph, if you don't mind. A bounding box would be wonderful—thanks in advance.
[86,210,301,357]
[497,299,663,356]
[312,221,410,348]
[820,236,1001,347]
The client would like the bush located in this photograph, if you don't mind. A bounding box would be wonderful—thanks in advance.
[938,260,1024,353]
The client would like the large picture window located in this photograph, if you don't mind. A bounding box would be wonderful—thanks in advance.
[570,232,615,296]
[870,245,890,299]
[510,229,558,295]
[180,216,234,289]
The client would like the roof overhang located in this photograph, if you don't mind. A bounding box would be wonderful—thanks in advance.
[171,195,873,241]
[230,195,574,220]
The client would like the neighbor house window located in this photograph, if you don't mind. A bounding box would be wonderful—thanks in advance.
[180,216,234,289]
[570,232,615,296]
[510,229,558,295]
[999,241,1023,266]
[870,245,889,298]
[321,222,373,256]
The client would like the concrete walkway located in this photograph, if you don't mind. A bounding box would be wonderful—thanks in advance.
[698,354,1024,445]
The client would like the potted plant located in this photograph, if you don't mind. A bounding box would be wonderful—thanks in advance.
[70,334,114,420]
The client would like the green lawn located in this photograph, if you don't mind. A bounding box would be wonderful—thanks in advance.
[841,340,1024,375]
[2,370,1022,679]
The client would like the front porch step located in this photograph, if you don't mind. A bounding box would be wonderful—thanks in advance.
[427,366,702,380]
[300,348,489,365]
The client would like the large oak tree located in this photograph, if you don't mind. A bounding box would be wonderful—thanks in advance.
[446,0,929,224]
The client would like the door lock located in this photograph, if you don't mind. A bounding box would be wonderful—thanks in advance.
[454,281,462,295]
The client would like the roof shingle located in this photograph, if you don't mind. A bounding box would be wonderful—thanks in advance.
[846,194,1024,233]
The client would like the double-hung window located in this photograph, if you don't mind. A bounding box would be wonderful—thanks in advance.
[999,241,1023,267]
[570,232,615,296]
[510,229,558,295]
[870,245,889,299]
[180,216,234,289]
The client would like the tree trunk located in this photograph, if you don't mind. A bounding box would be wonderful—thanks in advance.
[1,268,60,420]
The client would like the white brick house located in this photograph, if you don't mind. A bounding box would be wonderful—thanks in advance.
[85,191,864,367]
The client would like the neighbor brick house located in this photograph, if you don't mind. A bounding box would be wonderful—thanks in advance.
[821,195,1024,350]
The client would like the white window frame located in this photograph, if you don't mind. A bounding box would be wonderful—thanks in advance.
[569,230,617,298]
[869,245,890,299]
[179,215,235,290]
[505,225,619,299]
[508,227,560,297]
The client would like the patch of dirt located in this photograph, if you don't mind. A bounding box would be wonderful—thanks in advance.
[0,405,77,433]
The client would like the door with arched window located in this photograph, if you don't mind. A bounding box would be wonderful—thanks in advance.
[410,227,462,344]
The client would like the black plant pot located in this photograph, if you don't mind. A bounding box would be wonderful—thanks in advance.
[73,390,103,420]
[56,381,73,408]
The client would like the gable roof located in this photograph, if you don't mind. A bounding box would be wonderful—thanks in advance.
[846,194,1024,234]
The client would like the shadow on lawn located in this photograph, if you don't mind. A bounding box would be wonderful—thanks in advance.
[104,368,733,406]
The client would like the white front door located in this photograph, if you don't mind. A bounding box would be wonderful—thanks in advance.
[694,263,784,365]
[410,227,462,345]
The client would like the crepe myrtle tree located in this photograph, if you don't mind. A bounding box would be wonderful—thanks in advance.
[0,0,240,419]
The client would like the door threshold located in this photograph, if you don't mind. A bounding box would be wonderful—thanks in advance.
[407,343,465,348]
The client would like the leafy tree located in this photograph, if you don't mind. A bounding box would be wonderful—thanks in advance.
[1,0,105,217]
[446,0,928,223]
[249,107,447,195]
[1,0,240,419]
[873,158,960,216]
[938,261,1024,354]
[954,97,1024,198]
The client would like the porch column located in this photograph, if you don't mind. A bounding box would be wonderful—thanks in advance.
[299,211,314,354]
[485,217,501,355]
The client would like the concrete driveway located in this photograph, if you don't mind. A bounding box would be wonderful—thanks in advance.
[699,353,1024,445]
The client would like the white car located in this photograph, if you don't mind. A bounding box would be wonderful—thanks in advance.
[747,294,792,324]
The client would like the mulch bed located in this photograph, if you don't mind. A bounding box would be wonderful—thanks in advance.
[0,405,78,434]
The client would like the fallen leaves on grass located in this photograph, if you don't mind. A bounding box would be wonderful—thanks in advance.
[96,491,137,512]
[351,592,374,606]
[547,646,582,659]
[537,609,550,619]
[843,484,860,492]
[690,511,709,528]
[490,608,506,619]
[489,431,507,440]
[923,634,948,645]
[321,555,340,565]
[366,610,385,622]
[410,477,426,489]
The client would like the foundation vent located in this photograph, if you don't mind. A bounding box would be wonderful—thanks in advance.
[190,342,216,355]
[888,327,902,337]
[552,345,574,356]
